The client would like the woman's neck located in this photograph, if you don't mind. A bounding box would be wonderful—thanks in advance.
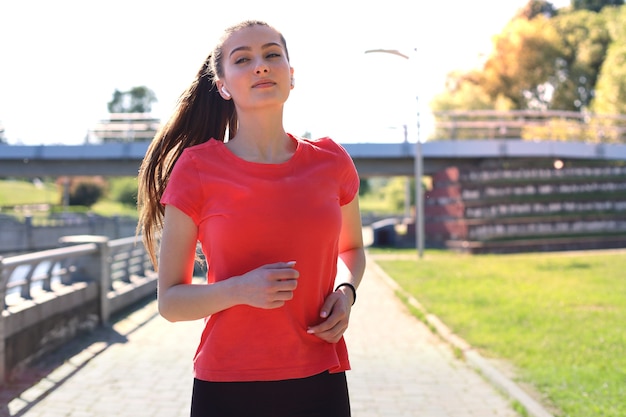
[226,110,294,164]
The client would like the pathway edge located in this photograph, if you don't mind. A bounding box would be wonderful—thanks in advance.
[367,255,555,417]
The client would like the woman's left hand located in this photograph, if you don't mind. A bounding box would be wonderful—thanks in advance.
[306,289,352,343]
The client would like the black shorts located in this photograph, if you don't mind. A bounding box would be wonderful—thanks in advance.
[190,371,351,417]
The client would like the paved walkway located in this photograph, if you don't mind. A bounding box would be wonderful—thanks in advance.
[2,255,519,417]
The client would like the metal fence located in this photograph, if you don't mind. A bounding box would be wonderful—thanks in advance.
[433,110,626,143]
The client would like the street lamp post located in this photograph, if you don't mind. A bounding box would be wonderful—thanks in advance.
[364,49,424,258]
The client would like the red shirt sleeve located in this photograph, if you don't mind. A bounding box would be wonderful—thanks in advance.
[319,138,360,206]
[160,150,204,225]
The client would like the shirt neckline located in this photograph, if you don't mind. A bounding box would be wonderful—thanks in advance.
[215,133,302,169]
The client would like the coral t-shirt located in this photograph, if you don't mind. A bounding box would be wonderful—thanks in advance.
[161,134,360,382]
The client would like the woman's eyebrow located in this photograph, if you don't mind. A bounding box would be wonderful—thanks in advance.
[229,42,283,57]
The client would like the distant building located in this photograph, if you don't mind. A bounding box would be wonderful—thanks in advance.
[89,113,160,142]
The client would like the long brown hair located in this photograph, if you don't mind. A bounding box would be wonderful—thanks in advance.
[137,20,289,267]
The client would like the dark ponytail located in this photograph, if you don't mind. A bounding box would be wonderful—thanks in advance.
[171,55,237,147]
[137,55,237,267]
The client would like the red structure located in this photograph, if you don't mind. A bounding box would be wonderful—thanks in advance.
[425,164,626,253]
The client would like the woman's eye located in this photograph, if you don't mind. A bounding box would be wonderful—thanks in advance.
[267,53,281,58]
[234,57,250,64]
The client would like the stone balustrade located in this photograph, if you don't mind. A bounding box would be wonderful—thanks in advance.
[0,235,157,385]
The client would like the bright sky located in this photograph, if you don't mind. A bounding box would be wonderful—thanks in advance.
[0,0,569,146]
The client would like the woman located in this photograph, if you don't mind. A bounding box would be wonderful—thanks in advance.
[137,20,365,417]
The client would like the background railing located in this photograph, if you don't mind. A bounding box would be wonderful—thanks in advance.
[432,110,626,143]
[0,235,157,384]
[0,213,138,253]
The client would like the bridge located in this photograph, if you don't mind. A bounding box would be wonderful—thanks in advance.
[1,140,626,178]
[2,110,626,177]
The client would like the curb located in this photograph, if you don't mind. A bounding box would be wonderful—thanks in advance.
[367,256,555,417]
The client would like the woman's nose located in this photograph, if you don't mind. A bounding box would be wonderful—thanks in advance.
[254,60,269,74]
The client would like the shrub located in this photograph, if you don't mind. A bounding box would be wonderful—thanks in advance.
[109,177,138,206]
[66,177,106,207]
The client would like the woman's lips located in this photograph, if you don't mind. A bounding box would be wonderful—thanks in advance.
[252,80,276,88]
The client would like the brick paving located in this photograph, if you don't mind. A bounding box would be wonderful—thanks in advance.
[1,255,520,417]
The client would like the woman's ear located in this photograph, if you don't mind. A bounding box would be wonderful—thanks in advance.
[216,81,231,99]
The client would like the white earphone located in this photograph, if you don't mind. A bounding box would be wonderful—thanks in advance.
[221,86,231,98]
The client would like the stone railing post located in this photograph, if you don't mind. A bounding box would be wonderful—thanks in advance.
[97,238,112,325]
[25,215,33,252]
[59,235,111,324]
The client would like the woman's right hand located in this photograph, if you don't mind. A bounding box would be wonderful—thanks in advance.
[159,206,299,321]
[234,262,299,309]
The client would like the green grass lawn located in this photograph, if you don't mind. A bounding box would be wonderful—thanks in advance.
[91,199,138,218]
[358,187,404,216]
[0,179,137,218]
[0,179,59,207]
[370,248,626,417]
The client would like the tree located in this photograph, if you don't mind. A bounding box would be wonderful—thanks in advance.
[109,177,138,206]
[515,0,558,19]
[66,177,106,207]
[429,2,626,143]
[549,9,612,110]
[480,16,563,110]
[107,86,157,113]
[430,70,515,140]
[572,0,624,12]
[93,86,160,142]
[431,70,497,112]
[591,7,626,115]
[592,42,626,115]
[382,177,412,212]
[0,121,6,144]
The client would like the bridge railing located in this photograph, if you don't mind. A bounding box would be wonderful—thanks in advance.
[0,235,157,384]
[1,242,97,307]
[432,110,626,143]
[0,213,138,253]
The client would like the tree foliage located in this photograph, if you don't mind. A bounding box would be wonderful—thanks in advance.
[431,70,501,112]
[481,15,563,110]
[431,2,626,116]
[67,177,106,207]
[572,0,624,12]
[515,0,558,19]
[359,178,370,196]
[109,177,138,206]
[591,6,626,114]
[550,9,611,110]
[382,177,413,212]
[96,86,160,143]
[0,122,6,145]
[107,86,157,113]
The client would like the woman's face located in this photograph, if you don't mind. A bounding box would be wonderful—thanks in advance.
[217,25,294,110]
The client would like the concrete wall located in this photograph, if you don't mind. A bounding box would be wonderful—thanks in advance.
[4,282,100,377]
